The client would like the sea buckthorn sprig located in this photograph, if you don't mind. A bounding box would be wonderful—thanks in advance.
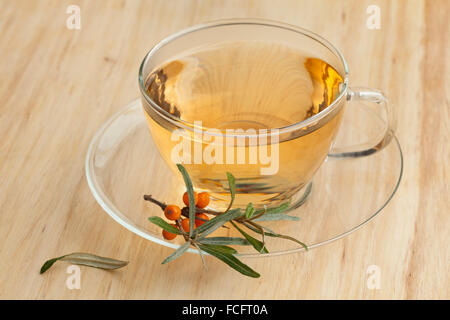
[143,192,220,240]
[145,164,308,278]
[39,165,308,278]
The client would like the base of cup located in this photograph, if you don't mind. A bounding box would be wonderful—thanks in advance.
[284,182,313,212]
[206,181,313,213]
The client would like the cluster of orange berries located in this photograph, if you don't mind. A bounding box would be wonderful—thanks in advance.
[162,191,210,240]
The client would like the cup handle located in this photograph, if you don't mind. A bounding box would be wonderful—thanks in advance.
[329,87,395,158]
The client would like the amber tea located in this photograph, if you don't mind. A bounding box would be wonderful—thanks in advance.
[142,41,344,208]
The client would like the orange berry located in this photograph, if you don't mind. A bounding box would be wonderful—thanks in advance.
[196,192,210,208]
[180,218,195,232]
[164,205,181,221]
[183,191,198,207]
[195,213,209,227]
[162,225,177,240]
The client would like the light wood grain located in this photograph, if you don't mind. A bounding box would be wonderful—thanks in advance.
[0,0,448,299]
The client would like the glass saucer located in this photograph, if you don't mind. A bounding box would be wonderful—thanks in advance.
[85,99,403,257]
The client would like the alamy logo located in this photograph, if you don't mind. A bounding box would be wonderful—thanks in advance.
[366,265,381,290]
[66,5,81,30]
[66,265,81,289]
[366,5,381,29]
[170,121,279,175]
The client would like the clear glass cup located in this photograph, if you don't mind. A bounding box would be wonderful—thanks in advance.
[138,19,394,210]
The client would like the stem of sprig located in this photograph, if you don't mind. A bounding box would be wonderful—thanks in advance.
[143,195,166,210]
[144,194,222,216]
[144,194,229,230]
[194,207,222,216]
[175,218,189,241]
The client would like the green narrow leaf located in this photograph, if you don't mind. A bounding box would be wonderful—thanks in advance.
[197,220,229,239]
[244,203,255,219]
[40,253,129,274]
[200,243,237,254]
[177,164,196,236]
[253,213,300,221]
[194,208,242,236]
[243,222,308,251]
[253,202,290,216]
[231,221,268,254]
[61,253,129,269]
[192,242,207,269]
[148,216,183,234]
[162,242,191,264]
[40,255,67,274]
[224,172,236,213]
[198,237,250,246]
[198,244,260,278]
[267,202,290,214]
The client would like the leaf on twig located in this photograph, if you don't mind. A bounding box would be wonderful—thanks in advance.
[192,242,207,269]
[148,216,183,234]
[194,208,242,236]
[252,213,300,221]
[162,242,191,264]
[177,164,196,236]
[253,202,290,216]
[200,243,237,254]
[243,222,308,251]
[198,237,250,246]
[198,244,260,278]
[224,172,236,213]
[244,203,255,219]
[231,221,268,254]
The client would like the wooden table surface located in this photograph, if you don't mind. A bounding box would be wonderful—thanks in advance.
[0,0,448,299]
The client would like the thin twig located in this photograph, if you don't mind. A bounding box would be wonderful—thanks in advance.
[195,207,222,216]
[176,218,189,241]
[143,195,167,210]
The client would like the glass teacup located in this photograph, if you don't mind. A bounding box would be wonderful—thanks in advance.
[139,19,394,209]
